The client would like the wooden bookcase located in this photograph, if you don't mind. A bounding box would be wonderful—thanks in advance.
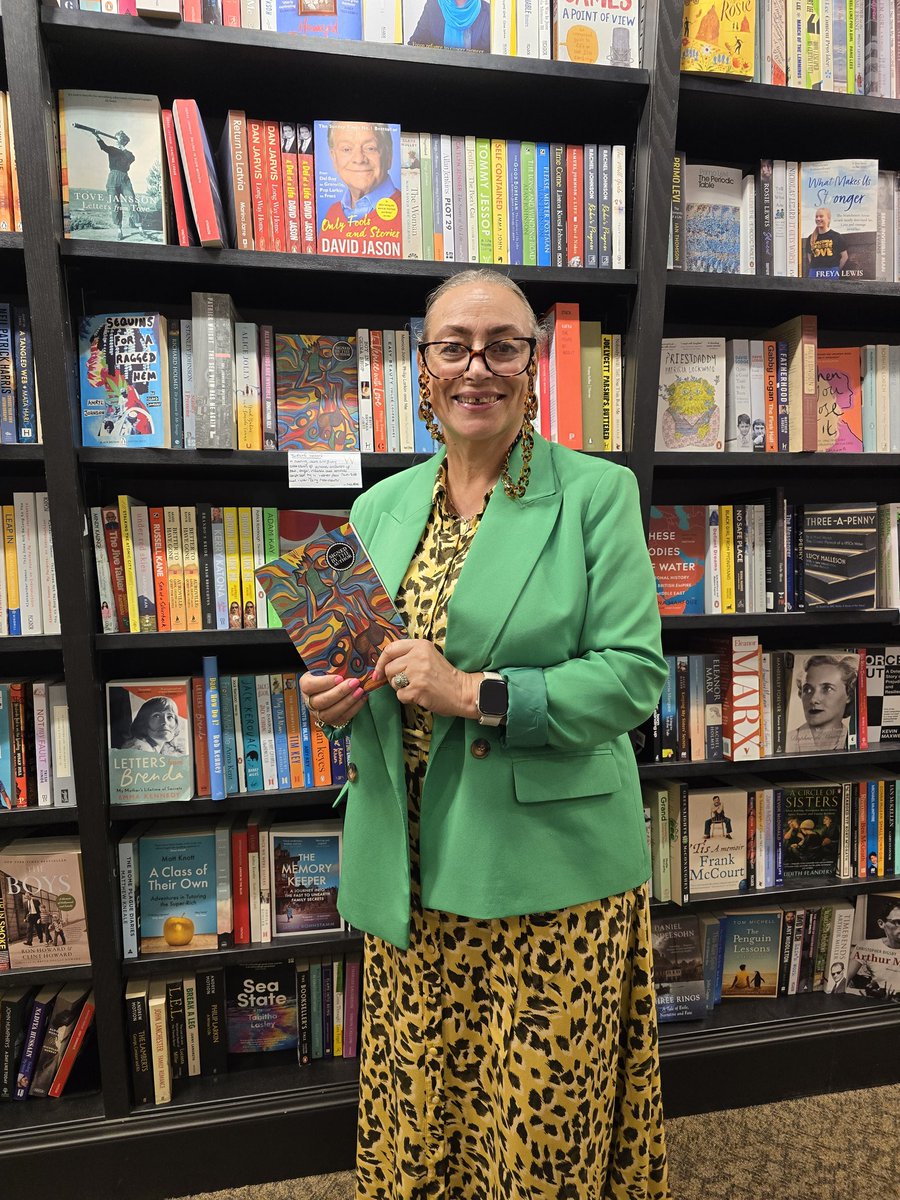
[1,2,899,1196]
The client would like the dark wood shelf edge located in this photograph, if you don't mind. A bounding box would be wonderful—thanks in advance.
[0,963,92,987]
[661,609,900,627]
[0,232,24,251]
[679,74,900,117]
[0,634,62,652]
[120,929,364,977]
[637,742,900,778]
[651,872,900,912]
[665,269,900,298]
[110,785,340,819]
[653,451,900,468]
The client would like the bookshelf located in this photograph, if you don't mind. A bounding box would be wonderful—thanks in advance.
[2,1,900,1197]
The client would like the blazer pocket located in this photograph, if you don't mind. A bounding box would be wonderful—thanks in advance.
[512,749,621,804]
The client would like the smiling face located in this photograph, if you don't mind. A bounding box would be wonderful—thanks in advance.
[815,207,831,233]
[329,123,388,203]
[422,282,533,455]
[800,662,847,729]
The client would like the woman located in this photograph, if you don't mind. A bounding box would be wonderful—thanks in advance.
[301,270,669,1198]
[407,0,491,51]
[120,695,186,755]
[785,653,857,753]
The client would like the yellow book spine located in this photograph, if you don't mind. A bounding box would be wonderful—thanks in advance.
[116,495,141,636]
[600,334,613,452]
[179,505,202,631]
[223,507,242,629]
[2,505,19,624]
[490,139,508,265]
[237,506,257,628]
[877,780,885,877]
[163,505,187,632]
[719,504,736,613]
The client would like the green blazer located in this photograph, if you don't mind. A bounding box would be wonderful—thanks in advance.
[334,434,667,948]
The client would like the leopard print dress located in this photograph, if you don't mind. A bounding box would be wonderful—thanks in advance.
[356,468,670,1200]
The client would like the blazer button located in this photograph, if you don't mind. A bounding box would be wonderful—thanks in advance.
[470,738,491,759]
[347,763,359,783]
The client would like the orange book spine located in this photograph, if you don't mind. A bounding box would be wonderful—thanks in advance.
[309,721,333,787]
[0,94,13,233]
[264,121,284,253]
[298,152,317,253]
[222,0,241,24]
[162,108,192,248]
[192,676,210,798]
[248,119,268,251]
[282,675,305,789]
[565,145,583,268]
[149,507,171,632]
[369,330,387,453]
[552,302,583,450]
[180,506,203,632]
[7,103,20,233]
[763,339,778,451]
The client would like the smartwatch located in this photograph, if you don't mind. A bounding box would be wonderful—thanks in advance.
[476,671,508,727]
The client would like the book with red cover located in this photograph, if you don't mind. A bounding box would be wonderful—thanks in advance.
[255,523,406,693]
[265,121,285,253]
[281,123,301,254]
[47,990,95,1098]
[369,329,387,453]
[162,108,196,247]
[545,302,582,449]
[172,99,226,249]
[298,126,317,254]
[248,118,268,251]
[231,816,250,946]
[648,504,707,615]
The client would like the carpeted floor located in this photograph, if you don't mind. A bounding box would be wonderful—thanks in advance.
[170,1081,900,1200]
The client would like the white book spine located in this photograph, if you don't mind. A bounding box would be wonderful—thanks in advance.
[725,339,753,450]
[772,160,787,276]
[215,818,234,945]
[740,175,753,274]
[400,132,423,261]
[894,177,900,281]
[764,0,774,81]
[182,976,202,1076]
[356,329,374,453]
[48,683,76,807]
[821,0,834,89]
[611,145,626,269]
[761,651,773,757]
[259,825,272,943]
[888,344,900,451]
[465,135,479,263]
[255,675,278,791]
[90,506,118,632]
[876,343,891,451]
[362,0,401,42]
[148,982,172,1106]
[785,161,800,275]
[382,329,401,453]
[251,506,267,631]
[14,492,42,635]
[440,134,455,262]
[395,329,414,454]
[772,0,787,82]
[829,902,855,972]
[260,0,278,31]
[231,674,247,793]
[754,505,767,613]
[234,322,261,451]
[32,680,53,808]
[130,505,155,632]
[517,0,540,57]
[240,0,261,28]
[491,0,515,54]
[838,784,854,879]
[180,319,196,450]
[787,908,806,993]
[538,0,552,57]
[35,493,60,635]
[118,833,140,959]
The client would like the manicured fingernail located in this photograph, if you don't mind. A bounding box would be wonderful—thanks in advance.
[354,688,365,700]
[333,675,344,685]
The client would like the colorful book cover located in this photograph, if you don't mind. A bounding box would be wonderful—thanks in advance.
[680,0,755,78]
[784,650,860,752]
[553,0,639,66]
[816,346,863,451]
[257,523,406,692]
[719,909,783,998]
[277,509,348,556]
[275,334,359,452]
[847,891,900,999]
[865,646,900,743]
[800,159,878,279]
[651,912,706,1021]
[138,822,218,954]
[107,678,194,803]
[79,313,167,448]
[686,787,748,897]
[403,0,491,49]
[314,120,402,259]
[276,0,362,38]
[684,164,743,273]
[802,503,877,609]
[270,822,343,935]
[224,958,298,1053]
[59,89,168,243]
[648,504,707,615]
[0,837,91,969]
[779,780,843,878]
[655,337,725,451]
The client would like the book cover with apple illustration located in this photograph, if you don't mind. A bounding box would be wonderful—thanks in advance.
[138,821,218,954]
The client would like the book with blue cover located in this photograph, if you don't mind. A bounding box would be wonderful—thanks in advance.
[237,675,263,792]
[79,313,168,448]
[270,821,342,936]
[718,909,784,999]
[225,958,298,1055]
[276,0,362,38]
[137,821,218,955]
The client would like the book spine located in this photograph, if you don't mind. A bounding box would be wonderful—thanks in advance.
[14,994,52,1099]
[281,124,300,254]
[252,506,268,631]
[247,818,262,945]
[47,993,95,1098]
[283,674,305,789]
[14,492,42,634]
[670,150,684,270]
[48,684,75,807]
[31,680,52,808]
[270,676,291,790]
[369,329,387,453]
[215,819,234,946]
[583,143,598,269]
[182,976,201,1077]
[264,120,284,252]
[298,148,317,255]
[255,674,278,791]
[118,834,140,959]
[2,506,19,634]
[196,969,227,1077]
[195,503,216,631]
[550,142,566,268]
[611,146,626,269]
[356,329,374,453]
[204,656,226,802]
[173,100,223,248]
[13,308,36,443]
[192,676,210,798]
[237,507,257,628]
[162,108,193,247]
[491,138,508,264]
[231,821,250,944]
[260,325,277,449]
[148,507,171,632]
[219,676,238,796]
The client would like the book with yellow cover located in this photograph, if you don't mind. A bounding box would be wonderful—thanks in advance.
[237,507,257,629]
[179,505,202,632]
[491,139,508,266]
[680,0,755,79]
[719,504,736,613]
[223,507,242,629]
[117,495,142,635]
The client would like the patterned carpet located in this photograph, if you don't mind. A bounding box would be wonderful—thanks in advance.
[171,1081,900,1200]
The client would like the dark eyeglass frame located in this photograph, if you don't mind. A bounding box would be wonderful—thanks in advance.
[418,337,538,379]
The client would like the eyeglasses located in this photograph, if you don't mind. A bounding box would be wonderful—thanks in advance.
[419,337,537,379]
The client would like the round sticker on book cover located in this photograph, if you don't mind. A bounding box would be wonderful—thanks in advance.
[566,27,599,63]
[326,541,356,572]
[331,339,354,362]
[375,196,398,221]
[56,893,77,912]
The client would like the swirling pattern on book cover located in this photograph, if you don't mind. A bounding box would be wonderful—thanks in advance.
[275,333,359,451]
[256,523,405,691]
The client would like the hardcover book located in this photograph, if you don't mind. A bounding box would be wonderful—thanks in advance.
[137,821,218,954]
[680,0,755,79]
[800,159,878,280]
[802,503,877,609]
[314,120,402,259]
[718,909,783,998]
[274,334,359,451]
[107,678,194,803]
[816,347,864,452]
[655,337,725,451]
[256,522,406,692]
[59,90,168,243]
[685,787,748,897]
[269,821,343,936]
[648,504,707,615]
[784,650,860,753]
[683,164,743,274]
[0,837,91,969]
[79,313,168,448]
[225,958,299,1054]
[779,781,842,878]
[651,912,706,1021]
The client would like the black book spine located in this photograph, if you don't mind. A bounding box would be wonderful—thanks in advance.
[297,960,311,1066]
[885,780,896,876]
[670,150,684,270]
[733,503,746,613]
[551,143,566,269]
[777,911,795,996]
[676,655,690,761]
[195,503,216,630]
[126,989,154,1107]
[166,979,187,1083]
[321,957,334,1059]
[196,968,227,1077]
[756,159,774,276]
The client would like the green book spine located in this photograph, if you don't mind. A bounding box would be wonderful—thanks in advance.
[476,137,493,264]
[520,142,537,267]
[419,134,434,262]
[263,507,279,626]
[309,957,323,1059]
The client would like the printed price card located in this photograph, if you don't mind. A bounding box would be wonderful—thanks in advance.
[288,450,363,490]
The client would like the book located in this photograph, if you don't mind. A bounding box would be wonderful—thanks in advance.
[784,650,860,753]
[0,837,90,968]
[256,522,405,692]
[225,959,298,1054]
[802,503,877,609]
[403,0,490,50]
[137,821,219,954]
[28,982,90,1096]
[648,504,707,615]
[59,89,168,243]
[46,988,96,1097]
[816,346,864,451]
[107,678,194,803]
[655,337,725,451]
[274,333,359,451]
[0,984,34,1100]
[172,98,227,248]
[800,158,878,279]
[14,984,60,1099]
[865,646,900,743]
[314,121,402,259]
[651,912,706,1021]
[780,780,843,878]
[718,910,783,998]
[553,0,639,66]
[269,821,343,936]
[847,891,900,999]
[684,163,743,273]
[680,0,755,78]
[79,313,168,448]
[276,0,361,37]
[685,787,748,897]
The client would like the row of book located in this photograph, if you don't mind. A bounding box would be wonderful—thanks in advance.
[655,322,900,455]
[0,981,95,1101]
[53,0,639,68]
[118,817,343,957]
[644,773,900,908]
[0,837,90,970]
[650,500,900,615]
[0,681,76,811]
[670,156,896,281]
[127,951,361,1108]
[681,0,900,99]
[0,94,21,235]
[637,638,899,765]
[0,494,60,637]
[651,890,900,1023]
[0,304,40,446]
[108,667,348,805]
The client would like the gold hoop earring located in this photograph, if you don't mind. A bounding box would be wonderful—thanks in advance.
[418,374,445,444]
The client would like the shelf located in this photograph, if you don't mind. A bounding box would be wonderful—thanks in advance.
[0,635,62,653]
[652,872,900,913]
[0,1091,105,1139]
[653,451,900,471]
[661,609,900,629]
[666,271,900,300]
[96,628,289,650]
[0,232,23,253]
[0,443,45,465]
[110,785,340,820]
[121,928,363,978]
[79,446,432,480]
[0,963,92,988]
[637,742,900,779]
[0,805,78,826]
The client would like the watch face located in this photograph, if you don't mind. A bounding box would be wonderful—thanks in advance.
[479,678,508,717]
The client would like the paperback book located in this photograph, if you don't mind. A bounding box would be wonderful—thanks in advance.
[779,781,842,878]
[79,313,168,448]
[0,837,91,969]
[270,822,343,936]
[274,334,359,451]
[802,503,877,609]
[651,912,706,1021]
[107,678,194,803]
[847,891,900,1000]
[225,959,299,1054]
[718,909,783,998]
[314,121,402,259]
[865,647,900,743]
[686,787,748,897]
[800,160,878,280]
[680,0,755,79]
[683,164,743,273]
[648,504,707,615]
[655,337,725,451]
[137,822,218,955]
[552,0,639,67]
[403,0,490,50]
[784,651,859,753]
[816,347,864,452]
